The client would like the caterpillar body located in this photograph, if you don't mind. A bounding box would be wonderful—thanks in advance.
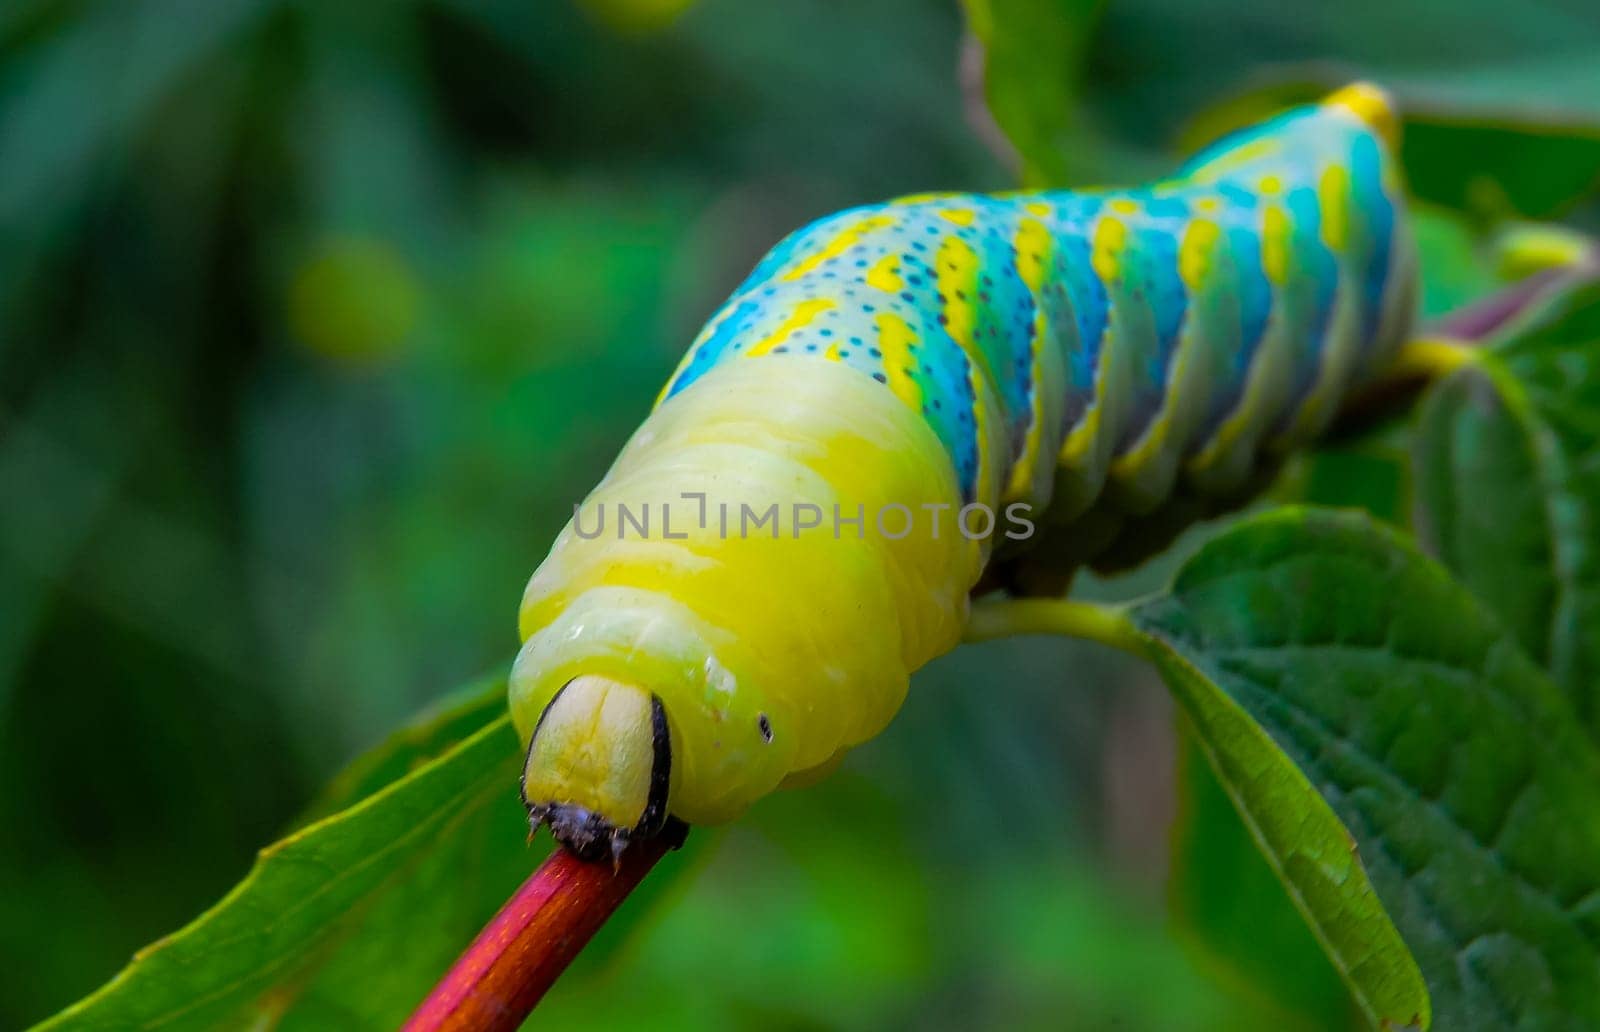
[512,83,1417,861]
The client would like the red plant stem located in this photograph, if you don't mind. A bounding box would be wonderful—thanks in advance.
[401,834,678,1032]
[1431,265,1577,340]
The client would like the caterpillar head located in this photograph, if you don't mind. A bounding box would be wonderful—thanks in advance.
[519,674,677,865]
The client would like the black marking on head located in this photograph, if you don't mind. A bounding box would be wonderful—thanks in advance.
[634,695,672,838]
[519,678,574,813]
[757,712,773,743]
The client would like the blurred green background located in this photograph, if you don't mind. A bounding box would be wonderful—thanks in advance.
[3,0,1598,1028]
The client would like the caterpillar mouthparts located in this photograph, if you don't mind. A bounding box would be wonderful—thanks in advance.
[527,803,630,866]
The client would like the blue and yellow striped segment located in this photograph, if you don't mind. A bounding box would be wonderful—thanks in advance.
[660,83,1415,517]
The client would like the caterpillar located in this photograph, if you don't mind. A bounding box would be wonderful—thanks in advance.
[511,83,1418,862]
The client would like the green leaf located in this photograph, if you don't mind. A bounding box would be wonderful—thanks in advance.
[1130,507,1600,1029]
[1414,272,1600,737]
[1170,739,1356,1025]
[1107,526,1430,1030]
[297,675,509,825]
[37,683,541,1031]
[959,0,1107,186]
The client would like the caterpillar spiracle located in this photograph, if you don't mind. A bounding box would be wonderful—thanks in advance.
[512,83,1417,862]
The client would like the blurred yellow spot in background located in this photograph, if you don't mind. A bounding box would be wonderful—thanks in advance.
[288,237,420,366]
[576,0,697,35]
